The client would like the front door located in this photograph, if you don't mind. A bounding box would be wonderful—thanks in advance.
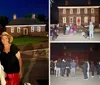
[23,28,28,35]
[76,17,81,26]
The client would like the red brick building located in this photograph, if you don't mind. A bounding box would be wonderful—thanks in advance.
[6,14,46,37]
[58,0,100,28]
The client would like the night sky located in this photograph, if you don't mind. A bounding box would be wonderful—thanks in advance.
[51,0,100,23]
[0,0,48,20]
[51,43,100,56]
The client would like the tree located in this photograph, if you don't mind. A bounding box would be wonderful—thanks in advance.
[0,16,9,34]
[24,13,32,18]
[36,14,46,22]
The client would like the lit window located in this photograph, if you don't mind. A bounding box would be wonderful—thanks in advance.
[37,26,41,32]
[91,8,94,14]
[63,9,66,14]
[84,17,88,23]
[84,8,88,14]
[17,27,20,33]
[69,17,73,24]
[31,26,34,32]
[70,9,73,14]
[77,8,80,14]
[63,17,66,23]
[91,17,95,23]
[11,27,14,33]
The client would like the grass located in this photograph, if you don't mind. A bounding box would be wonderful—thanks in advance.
[12,36,48,46]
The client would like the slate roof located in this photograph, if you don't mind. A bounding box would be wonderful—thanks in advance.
[7,18,45,25]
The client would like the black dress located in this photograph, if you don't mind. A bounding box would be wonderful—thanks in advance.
[0,44,20,74]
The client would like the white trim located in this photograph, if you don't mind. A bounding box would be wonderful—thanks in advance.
[37,26,41,32]
[17,27,20,33]
[63,17,66,23]
[58,6,100,9]
[70,8,73,14]
[11,27,14,33]
[63,9,66,14]
[6,25,46,27]
[69,17,73,24]
[31,26,35,32]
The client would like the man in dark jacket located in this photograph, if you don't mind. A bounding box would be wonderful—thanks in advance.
[82,61,88,80]
[65,59,71,77]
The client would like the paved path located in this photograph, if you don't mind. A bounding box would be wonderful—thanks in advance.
[50,33,100,42]
[50,72,100,85]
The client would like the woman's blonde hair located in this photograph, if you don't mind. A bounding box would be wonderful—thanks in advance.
[0,32,13,43]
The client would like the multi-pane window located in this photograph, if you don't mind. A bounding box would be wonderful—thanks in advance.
[63,9,66,14]
[84,17,88,23]
[17,27,20,33]
[31,26,35,32]
[84,8,88,14]
[63,17,66,23]
[11,27,14,33]
[37,26,41,32]
[69,17,73,24]
[70,8,73,14]
[77,8,80,14]
[91,8,94,14]
[91,17,95,23]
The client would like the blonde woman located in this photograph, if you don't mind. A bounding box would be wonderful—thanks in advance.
[0,32,22,85]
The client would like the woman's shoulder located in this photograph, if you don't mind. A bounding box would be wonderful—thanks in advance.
[11,44,20,54]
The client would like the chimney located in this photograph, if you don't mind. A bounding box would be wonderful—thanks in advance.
[32,14,35,19]
[88,0,91,5]
[65,0,68,5]
[13,14,17,19]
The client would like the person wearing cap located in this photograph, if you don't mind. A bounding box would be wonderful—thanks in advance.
[0,32,22,85]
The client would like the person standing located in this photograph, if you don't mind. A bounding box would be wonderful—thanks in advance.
[70,60,76,77]
[55,59,61,77]
[89,22,94,39]
[90,61,95,78]
[65,59,70,77]
[82,61,88,80]
[0,32,22,85]
[86,61,90,79]
[98,61,100,78]
[61,59,66,77]
[63,24,66,35]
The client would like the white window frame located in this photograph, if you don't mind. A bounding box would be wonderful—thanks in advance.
[77,8,80,14]
[91,17,95,23]
[63,9,66,14]
[37,26,41,32]
[84,17,88,23]
[31,26,35,32]
[11,27,14,33]
[63,17,66,23]
[17,27,20,33]
[84,8,88,14]
[70,8,73,14]
[91,8,94,14]
[69,17,73,24]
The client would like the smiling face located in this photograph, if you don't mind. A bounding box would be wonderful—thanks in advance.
[1,35,9,45]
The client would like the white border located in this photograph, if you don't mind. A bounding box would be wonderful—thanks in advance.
[6,25,46,27]
[58,6,100,9]
[49,0,50,85]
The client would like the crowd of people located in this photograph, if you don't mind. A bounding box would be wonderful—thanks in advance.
[50,21,94,40]
[50,58,100,80]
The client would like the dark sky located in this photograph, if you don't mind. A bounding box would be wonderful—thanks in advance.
[51,0,100,23]
[0,0,48,20]
[51,43,100,56]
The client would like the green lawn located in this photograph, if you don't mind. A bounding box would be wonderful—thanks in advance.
[12,36,48,46]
